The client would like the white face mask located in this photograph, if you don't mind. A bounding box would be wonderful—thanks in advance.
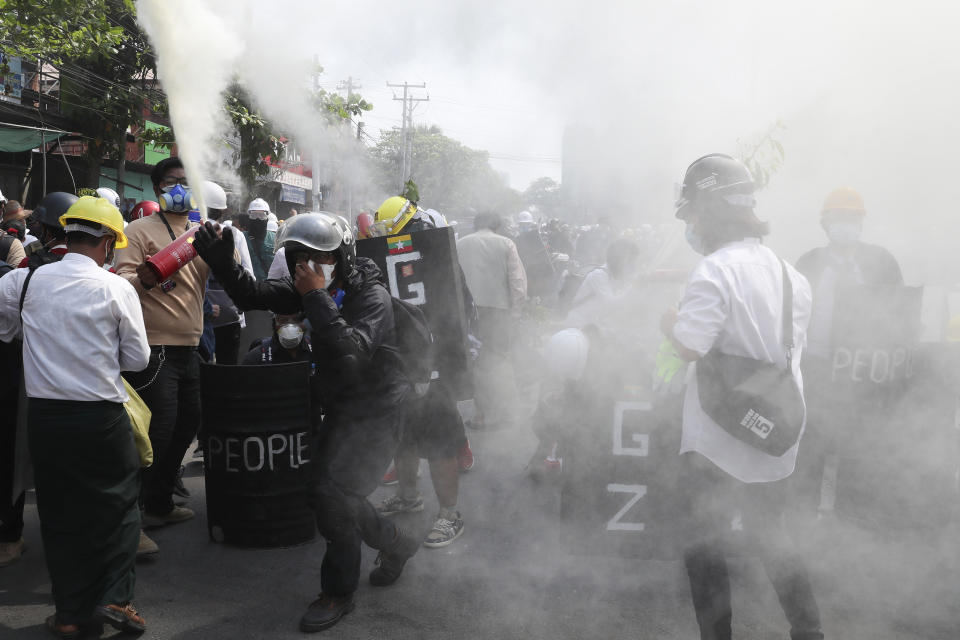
[277,323,304,349]
[825,221,862,246]
[307,260,336,286]
[684,223,707,255]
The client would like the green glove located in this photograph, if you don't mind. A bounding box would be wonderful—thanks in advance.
[652,338,686,395]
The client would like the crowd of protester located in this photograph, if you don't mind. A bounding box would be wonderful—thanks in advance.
[0,150,921,640]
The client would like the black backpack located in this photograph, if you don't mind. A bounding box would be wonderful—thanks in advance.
[391,297,434,385]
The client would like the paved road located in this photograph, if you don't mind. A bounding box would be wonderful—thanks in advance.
[3,409,960,639]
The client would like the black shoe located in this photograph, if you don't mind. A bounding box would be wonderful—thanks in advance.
[173,466,190,499]
[299,594,355,633]
[369,529,421,587]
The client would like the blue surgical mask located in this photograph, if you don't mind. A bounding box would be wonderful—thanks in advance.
[685,223,707,255]
[825,221,862,246]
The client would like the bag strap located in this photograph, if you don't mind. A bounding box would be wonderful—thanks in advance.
[19,267,37,324]
[780,259,794,370]
[157,212,193,242]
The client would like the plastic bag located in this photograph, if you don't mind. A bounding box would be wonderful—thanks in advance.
[122,378,153,467]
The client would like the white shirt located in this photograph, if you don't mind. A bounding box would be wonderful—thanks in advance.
[672,239,812,483]
[566,266,633,329]
[268,246,290,280]
[457,229,527,310]
[0,253,150,403]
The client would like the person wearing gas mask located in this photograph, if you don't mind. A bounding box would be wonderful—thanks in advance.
[235,198,276,279]
[793,188,903,516]
[192,212,420,633]
[114,158,212,552]
[662,154,823,640]
[242,312,312,365]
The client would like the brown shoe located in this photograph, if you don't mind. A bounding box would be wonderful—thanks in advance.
[45,614,80,639]
[0,538,25,567]
[93,604,146,634]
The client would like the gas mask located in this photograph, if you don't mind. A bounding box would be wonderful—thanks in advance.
[277,323,304,349]
[824,221,862,247]
[159,184,196,213]
[684,223,707,255]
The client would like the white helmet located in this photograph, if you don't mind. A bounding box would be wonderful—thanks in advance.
[543,328,590,382]
[517,210,533,224]
[96,187,121,209]
[247,197,270,220]
[202,181,228,210]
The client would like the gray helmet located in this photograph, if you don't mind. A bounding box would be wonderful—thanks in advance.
[675,153,755,221]
[279,211,357,278]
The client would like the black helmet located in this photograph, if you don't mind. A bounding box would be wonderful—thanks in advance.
[278,212,357,281]
[34,192,80,229]
[675,154,755,220]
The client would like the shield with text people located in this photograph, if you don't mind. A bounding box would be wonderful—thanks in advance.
[824,285,958,527]
[200,361,317,547]
[357,226,470,382]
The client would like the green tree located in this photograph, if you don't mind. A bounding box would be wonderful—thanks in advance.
[736,120,786,191]
[523,176,563,218]
[1,0,158,195]
[371,125,520,218]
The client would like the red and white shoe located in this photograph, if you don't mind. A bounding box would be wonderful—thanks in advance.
[457,440,475,472]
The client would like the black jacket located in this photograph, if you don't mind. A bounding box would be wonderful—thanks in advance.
[210,255,409,417]
[795,242,903,288]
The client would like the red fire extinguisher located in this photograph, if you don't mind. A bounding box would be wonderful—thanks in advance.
[146,226,203,292]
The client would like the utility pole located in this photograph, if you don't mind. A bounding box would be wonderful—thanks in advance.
[337,76,362,218]
[387,81,428,191]
[311,54,322,211]
[337,76,362,137]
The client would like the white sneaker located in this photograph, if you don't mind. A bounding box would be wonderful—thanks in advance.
[423,513,464,548]
[137,531,159,558]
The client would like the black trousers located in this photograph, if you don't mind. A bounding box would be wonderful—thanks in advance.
[310,407,405,597]
[0,341,24,542]
[401,378,467,460]
[124,346,201,515]
[213,323,242,366]
[681,454,823,640]
[28,399,140,625]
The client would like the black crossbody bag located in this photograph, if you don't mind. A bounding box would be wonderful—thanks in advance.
[695,259,805,456]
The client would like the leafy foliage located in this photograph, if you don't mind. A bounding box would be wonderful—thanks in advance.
[523,176,563,217]
[371,125,520,218]
[1,0,157,186]
[736,120,786,191]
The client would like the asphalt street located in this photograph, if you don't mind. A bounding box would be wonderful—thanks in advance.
[3,403,960,639]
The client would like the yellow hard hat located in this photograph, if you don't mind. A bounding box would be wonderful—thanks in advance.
[821,187,865,216]
[373,196,417,236]
[59,195,128,248]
